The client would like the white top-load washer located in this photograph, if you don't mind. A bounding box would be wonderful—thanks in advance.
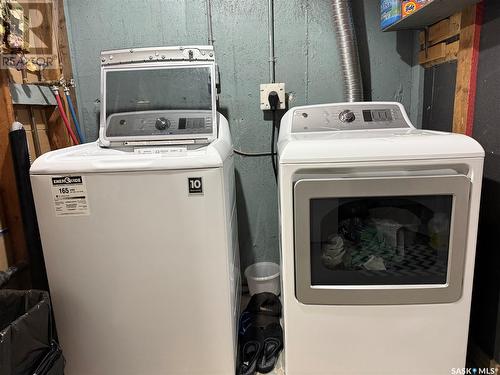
[30,46,240,375]
[278,102,484,374]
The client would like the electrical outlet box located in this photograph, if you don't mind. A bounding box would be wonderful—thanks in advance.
[260,83,286,110]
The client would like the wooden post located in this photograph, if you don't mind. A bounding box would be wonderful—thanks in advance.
[0,0,78,268]
[0,70,28,265]
[56,0,81,144]
[453,4,483,135]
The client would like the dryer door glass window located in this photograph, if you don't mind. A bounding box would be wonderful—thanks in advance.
[293,175,471,305]
[310,195,452,286]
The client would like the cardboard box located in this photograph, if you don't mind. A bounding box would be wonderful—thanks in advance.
[402,0,429,17]
[381,0,402,29]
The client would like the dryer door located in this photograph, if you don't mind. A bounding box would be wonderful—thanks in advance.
[293,174,470,305]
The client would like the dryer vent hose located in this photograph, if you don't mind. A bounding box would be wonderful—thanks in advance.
[332,0,363,102]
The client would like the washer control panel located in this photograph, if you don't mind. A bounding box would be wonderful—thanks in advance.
[292,103,411,133]
[106,110,213,138]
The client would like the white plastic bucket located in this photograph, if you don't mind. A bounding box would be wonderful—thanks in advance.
[244,262,281,296]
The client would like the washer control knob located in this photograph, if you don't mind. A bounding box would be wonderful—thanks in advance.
[155,117,170,130]
[339,110,356,123]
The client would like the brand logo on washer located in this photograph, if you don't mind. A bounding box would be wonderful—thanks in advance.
[188,177,203,194]
[52,176,83,185]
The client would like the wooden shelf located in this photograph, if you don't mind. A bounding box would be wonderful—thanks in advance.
[382,0,480,31]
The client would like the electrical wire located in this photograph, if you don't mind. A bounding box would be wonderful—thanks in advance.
[233,111,280,163]
[271,110,278,181]
[206,0,214,45]
[267,91,280,182]
[234,92,280,183]
[233,149,276,157]
[268,0,276,83]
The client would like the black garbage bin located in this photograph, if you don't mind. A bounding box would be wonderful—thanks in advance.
[0,289,65,375]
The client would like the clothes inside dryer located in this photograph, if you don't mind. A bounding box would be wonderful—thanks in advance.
[310,195,453,286]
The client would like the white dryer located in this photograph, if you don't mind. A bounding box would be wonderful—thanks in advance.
[277,102,484,374]
[30,46,240,375]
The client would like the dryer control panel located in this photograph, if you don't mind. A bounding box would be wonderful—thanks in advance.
[291,102,412,133]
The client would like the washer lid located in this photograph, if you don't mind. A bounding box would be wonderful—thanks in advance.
[98,46,218,148]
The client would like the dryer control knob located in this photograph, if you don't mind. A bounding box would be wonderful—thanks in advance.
[155,117,170,130]
[339,110,355,123]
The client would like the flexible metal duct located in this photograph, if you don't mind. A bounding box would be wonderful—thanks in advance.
[332,0,363,102]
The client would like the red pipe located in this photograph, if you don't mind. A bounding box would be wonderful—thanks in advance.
[52,88,79,145]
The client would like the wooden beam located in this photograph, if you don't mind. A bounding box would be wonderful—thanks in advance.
[0,0,78,270]
[419,40,459,67]
[57,0,75,82]
[452,4,483,135]
[419,13,461,47]
[0,70,28,266]
[56,0,82,142]
[46,106,71,149]
[0,202,10,271]
[15,106,53,159]
[10,0,77,149]
[419,42,447,64]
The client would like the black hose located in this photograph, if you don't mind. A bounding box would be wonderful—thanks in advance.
[9,125,49,291]
[233,91,280,182]
[267,91,281,182]
[271,110,277,181]
[233,149,276,157]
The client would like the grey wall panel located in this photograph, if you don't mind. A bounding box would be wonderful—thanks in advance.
[421,61,457,132]
[470,0,500,363]
[63,0,420,273]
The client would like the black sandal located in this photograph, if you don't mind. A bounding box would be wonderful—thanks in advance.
[244,293,282,317]
[256,323,283,374]
[243,293,282,329]
[238,326,263,375]
[238,293,283,374]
